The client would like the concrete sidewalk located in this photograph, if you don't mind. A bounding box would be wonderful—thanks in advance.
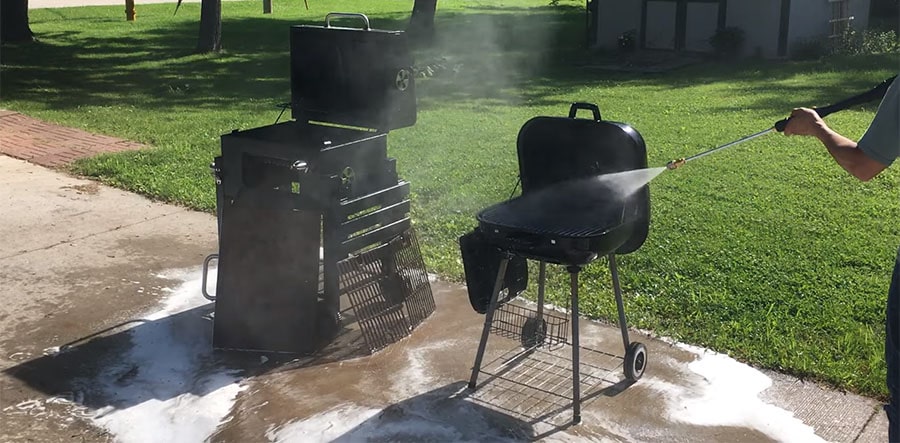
[0,113,891,442]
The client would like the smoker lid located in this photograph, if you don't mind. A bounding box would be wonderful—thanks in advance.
[290,13,417,132]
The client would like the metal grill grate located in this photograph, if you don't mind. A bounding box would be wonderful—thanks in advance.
[392,231,436,328]
[471,345,622,425]
[338,228,435,353]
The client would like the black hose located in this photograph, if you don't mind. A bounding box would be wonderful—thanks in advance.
[774,75,896,132]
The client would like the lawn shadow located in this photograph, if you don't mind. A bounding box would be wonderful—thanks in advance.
[1,4,589,112]
[2,3,894,120]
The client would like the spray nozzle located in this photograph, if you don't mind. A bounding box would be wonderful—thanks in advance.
[666,158,686,170]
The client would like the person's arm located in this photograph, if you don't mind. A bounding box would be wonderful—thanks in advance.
[783,107,888,181]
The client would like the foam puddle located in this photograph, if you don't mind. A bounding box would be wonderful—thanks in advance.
[650,343,825,442]
[86,268,245,443]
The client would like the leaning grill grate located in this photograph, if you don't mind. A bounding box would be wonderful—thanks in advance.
[338,228,435,353]
[391,229,435,328]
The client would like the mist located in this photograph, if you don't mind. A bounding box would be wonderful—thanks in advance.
[412,4,582,106]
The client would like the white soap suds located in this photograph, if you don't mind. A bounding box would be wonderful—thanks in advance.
[648,344,825,442]
[87,268,246,443]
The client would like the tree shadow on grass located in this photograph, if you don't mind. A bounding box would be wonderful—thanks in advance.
[1,4,895,126]
[0,5,589,112]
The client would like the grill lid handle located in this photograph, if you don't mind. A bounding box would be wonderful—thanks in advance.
[568,102,602,121]
[325,12,371,30]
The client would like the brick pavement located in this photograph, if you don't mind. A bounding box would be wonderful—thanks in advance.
[0,110,147,168]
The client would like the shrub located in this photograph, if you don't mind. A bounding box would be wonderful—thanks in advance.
[709,26,745,58]
[791,28,898,60]
[618,29,637,53]
[860,28,900,53]
[831,27,900,55]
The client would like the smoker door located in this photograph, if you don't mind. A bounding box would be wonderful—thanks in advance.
[212,189,324,353]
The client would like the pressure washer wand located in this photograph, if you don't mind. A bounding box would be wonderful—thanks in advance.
[666,75,897,170]
[666,128,776,170]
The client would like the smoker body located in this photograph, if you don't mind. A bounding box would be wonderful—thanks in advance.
[212,123,411,353]
[207,13,433,354]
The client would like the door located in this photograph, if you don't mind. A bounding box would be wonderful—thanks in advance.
[641,0,726,51]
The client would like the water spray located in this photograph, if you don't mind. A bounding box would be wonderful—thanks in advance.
[665,75,896,171]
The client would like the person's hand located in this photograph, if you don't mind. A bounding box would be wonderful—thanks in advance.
[783,107,827,137]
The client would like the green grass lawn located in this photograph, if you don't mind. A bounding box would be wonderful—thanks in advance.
[2,0,898,398]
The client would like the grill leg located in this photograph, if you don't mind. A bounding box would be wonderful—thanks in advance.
[468,256,510,390]
[609,254,631,350]
[322,216,341,326]
[536,262,547,320]
[567,265,582,425]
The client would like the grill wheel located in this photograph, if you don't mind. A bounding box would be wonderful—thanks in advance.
[624,341,647,381]
[521,316,547,348]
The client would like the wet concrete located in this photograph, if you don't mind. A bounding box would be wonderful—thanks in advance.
[215,282,773,442]
[0,156,217,442]
[0,155,891,442]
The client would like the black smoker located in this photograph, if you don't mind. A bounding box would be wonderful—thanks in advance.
[203,13,434,355]
[460,103,650,424]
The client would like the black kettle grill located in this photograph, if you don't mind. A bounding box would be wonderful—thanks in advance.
[461,103,650,424]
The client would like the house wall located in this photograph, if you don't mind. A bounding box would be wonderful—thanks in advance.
[788,0,870,55]
[595,0,643,50]
[684,2,719,51]
[851,0,871,29]
[592,0,871,58]
[725,0,782,57]
[788,0,830,52]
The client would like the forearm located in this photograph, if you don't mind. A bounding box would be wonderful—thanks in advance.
[813,126,885,181]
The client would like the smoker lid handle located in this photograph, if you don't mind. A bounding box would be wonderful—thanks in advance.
[568,102,602,121]
[325,12,371,30]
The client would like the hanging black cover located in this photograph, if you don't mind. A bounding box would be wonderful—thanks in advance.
[459,228,528,313]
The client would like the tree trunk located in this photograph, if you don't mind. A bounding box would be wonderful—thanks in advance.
[407,0,437,45]
[125,0,136,21]
[196,0,221,53]
[1,0,35,44]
